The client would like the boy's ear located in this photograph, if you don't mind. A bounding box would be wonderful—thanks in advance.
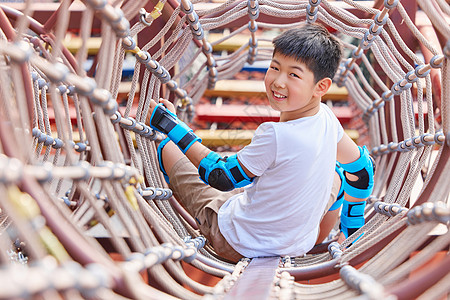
[313,77,332,98]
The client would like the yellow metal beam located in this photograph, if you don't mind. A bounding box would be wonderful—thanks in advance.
[208,33,272,52]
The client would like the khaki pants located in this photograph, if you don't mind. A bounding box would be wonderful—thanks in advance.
[168,156,340,263]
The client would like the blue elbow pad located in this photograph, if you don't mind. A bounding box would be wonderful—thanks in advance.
[340,199,366,241]
[149,103,201,153]
[198,152,254,192]
[340,146,375,199]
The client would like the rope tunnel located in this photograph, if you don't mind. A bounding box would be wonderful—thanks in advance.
[0,0,448,299]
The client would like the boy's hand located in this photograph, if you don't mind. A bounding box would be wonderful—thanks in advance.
[147,98,201,154]
[148,98,176,125]
[156,98,176,114]
[337,232,346,244]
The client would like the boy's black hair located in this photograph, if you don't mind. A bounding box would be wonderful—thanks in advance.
[272,23,342,83]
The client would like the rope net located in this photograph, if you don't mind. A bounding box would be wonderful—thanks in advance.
[0,0,448,299]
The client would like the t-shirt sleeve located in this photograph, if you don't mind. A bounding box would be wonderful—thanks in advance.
[337,120,344,142]
[237,123,276,177]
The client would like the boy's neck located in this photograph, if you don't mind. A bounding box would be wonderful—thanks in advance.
[279,98,322,122]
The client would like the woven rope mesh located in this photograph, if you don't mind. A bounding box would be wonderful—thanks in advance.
[0,0,448,299]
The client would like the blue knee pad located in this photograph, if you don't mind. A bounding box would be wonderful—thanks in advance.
[157,137,171,184]
[328,163,345,211]
[340,199,365,241]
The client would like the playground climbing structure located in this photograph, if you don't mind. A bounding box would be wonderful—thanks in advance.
[0,0,448,299]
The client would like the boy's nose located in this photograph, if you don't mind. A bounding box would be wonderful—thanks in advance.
[273,76,286,88]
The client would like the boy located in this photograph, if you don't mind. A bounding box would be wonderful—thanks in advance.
[147,24,374,263]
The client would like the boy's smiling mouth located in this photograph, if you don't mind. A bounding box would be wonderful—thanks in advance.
[272,91,287,100]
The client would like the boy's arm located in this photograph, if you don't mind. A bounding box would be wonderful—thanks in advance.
[336,132,375,240]
[185,142,255,178]
[148,99,255,191]
[337,133,360,164]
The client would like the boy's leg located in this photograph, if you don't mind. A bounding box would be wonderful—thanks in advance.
[160,141,244,263]
[160,140,185,178]
[316,171,342,245]
[161,140,229,219]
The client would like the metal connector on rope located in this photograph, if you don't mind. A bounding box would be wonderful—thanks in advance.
[370,131,445,157]
[337,0,398,89]
[0,154,140,183]
[124,245,171,272]
[362,54,444,121]
[328,242,343,259]
[443,40,450,59]
[407,202,450,226]
[121,37,194,113]
[83,0,130,38]
[110,111,158,140]
[123,242,202,273]
[340,265,386,299]
[0,261,113,298]
[1,40,118,116]
[180,0,218,90]
[31,128,90,152]
[374,201,408,217]
[139,187,172,200]
[306,0,321,23]
[139,1,165,25]
[247,0,259,64]
[120,3,196,117]
[180,0,203,40]
[183,236,206,263]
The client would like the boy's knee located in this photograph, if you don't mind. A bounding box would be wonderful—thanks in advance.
[211,236,243,263]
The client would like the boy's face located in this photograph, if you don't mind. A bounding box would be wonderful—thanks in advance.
[264,53,322,121]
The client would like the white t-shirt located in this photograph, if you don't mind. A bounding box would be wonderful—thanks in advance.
[218,103,344,258]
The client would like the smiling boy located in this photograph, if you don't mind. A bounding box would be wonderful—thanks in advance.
[147,23,374,263]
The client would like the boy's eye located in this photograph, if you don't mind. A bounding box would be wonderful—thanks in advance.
[290,73,300,78]
[270,66,279,71]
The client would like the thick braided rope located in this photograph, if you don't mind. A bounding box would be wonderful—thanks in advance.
[0,0,448,298]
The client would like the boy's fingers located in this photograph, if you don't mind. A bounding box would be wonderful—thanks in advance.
[159,98,176,114]
[149,99,158,108]
[337,232,346,244]
[159,98,171,106]
[147,99,158,125]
